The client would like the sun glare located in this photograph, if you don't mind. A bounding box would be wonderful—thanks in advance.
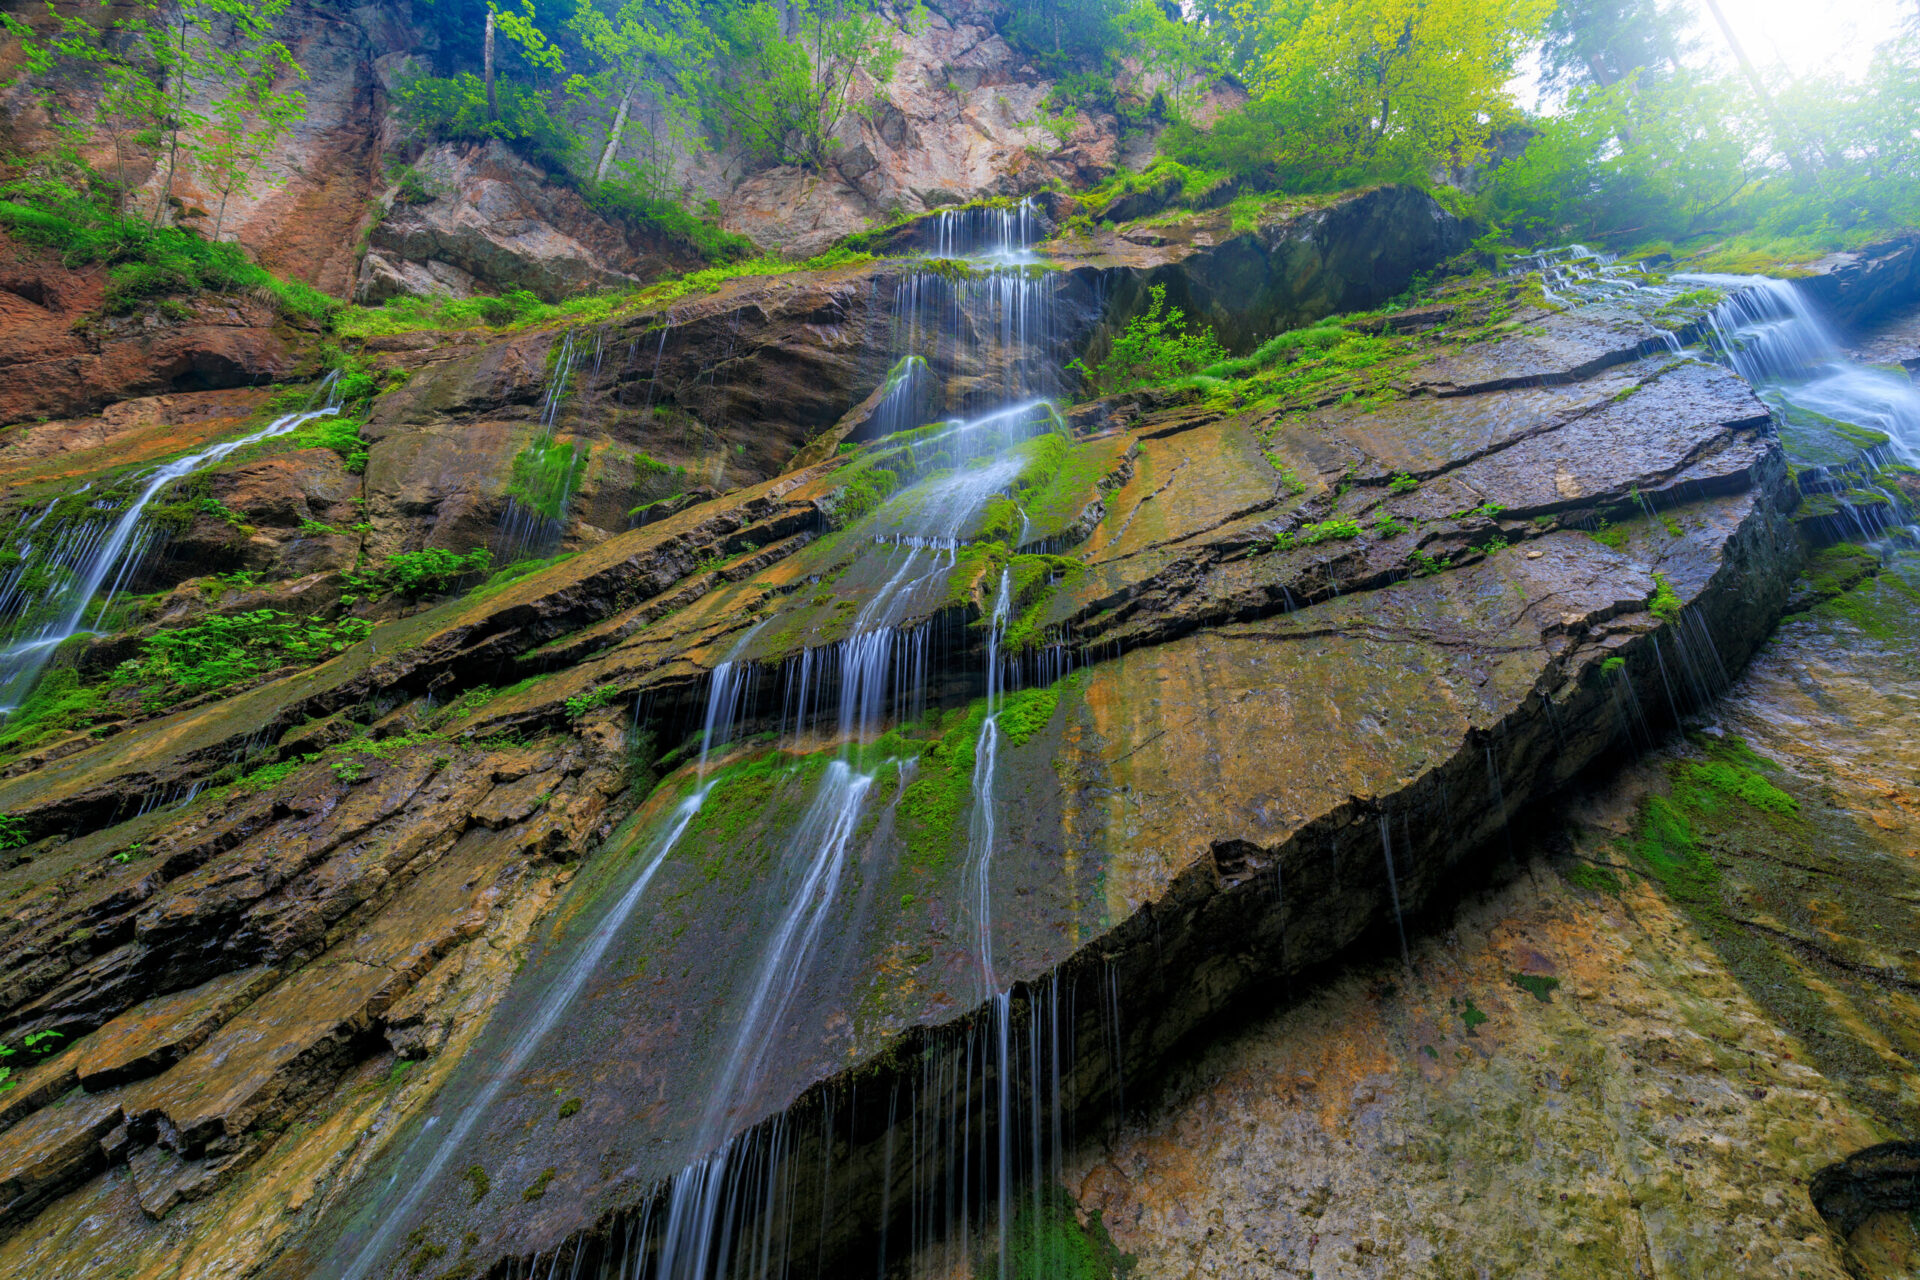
[1702,0,1907,77]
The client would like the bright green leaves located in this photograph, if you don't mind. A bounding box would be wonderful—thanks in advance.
[508,439,588,523]
[704,0,916,171]
[112,610,375,709]
[345,548,495,601]
[1070,283,1227,397]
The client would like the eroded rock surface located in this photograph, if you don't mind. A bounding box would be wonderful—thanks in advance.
[1055,551,1920,1280]
[0,238,1828,1280]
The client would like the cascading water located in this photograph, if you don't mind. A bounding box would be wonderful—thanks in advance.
[1524,249,1920,541]
[334,624,766,1280]
[0,377,343,711]
[328,204,1095,1280]
[498,328,596,563]
[1684,272,1920,470]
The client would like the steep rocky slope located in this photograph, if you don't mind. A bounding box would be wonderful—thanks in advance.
[4,194,1908,1279]
[0,0,1918,1269]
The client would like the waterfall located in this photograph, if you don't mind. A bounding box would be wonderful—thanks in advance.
[1520,249,1920,537]
[334,627,766,1280]
[1681,272,1920,468]
[326,199,1084,1280]
[498,328,595,563]
[0,378,342,712]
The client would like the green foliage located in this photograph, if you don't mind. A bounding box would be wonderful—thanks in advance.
[565,685,621,721]
[289,413,371,474]
[508,439,588,523]
[1648,572,1682,622]
[1071,284,1226,396]
[979,1181,1135,1280]
[393,166,435,205]
[1588,519,1628,550]
[583,179,754,262]
[230,755,310,794]
[1005,0,1127,70]
[392,71,578,173]
[462,1164,491,1205]
[1170,0,1550,191]
[0,667,109,760]
[0,813,27,850]
[1388,472,1419,495]
[1478,24,1920,250]
[1273,517,1362,550]
[1510,973,1561,1003]
[0,182,333,319]
[1565,860,1623,894]
[557,1097,582,1119]
[704,0,910,170]
[3,0,308,240]
[825,461,900,528]
[347,548,494,599]
[997,684,1062,747]
[0,1029,66,1093]
[1076,158,1235,222]
[1685,757,1798,817]
[113,610,374,707]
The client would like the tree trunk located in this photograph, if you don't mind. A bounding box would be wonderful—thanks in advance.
[1700,0,1816,182]
[594,78,637,185]
[152,14,191,229]
[484,10,497,122]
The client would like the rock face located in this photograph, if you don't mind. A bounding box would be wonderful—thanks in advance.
[1062,546,1920,1279]
[356,142,711,304]
[0,0,1172,297]
[0,204,1860,1280]
[0,244,310,427]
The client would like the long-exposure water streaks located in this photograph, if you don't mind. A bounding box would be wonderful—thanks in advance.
[333,624,766,1280]
[0,377,342,711]
[499,328,594,562]
[325,196,1106,1280]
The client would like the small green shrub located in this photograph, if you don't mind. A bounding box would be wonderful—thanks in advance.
[564,685,620,721]
[113,611,374,707]
[1071,283,1227,396]
[1649,572,1682,622]
[585,179,754,263]
[0,181,333,319]
[346,548,493,600]
[1273,517,1363,550]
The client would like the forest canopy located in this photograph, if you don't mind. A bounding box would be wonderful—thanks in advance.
[2,0,1915,275]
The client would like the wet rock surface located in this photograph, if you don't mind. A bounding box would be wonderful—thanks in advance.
[0,236,1833,1279]
[0,155,1918,1280]
[1055,551,1920,1280]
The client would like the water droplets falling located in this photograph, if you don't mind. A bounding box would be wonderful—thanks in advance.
[498,329,594,563]
[0,375,343,711]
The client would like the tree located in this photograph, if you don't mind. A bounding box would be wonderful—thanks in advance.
[201,14,309,239]
[704,0,913,171]
[1120,2,1224,123]
[561,0,715,192]
[1004,0,1127,69]
[4,0,305,228]
[1170,0,1552,189]
[1536,0,1691,95]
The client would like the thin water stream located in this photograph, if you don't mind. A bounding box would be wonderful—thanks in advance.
[0,378,342,710]
[330,202,1081,1280]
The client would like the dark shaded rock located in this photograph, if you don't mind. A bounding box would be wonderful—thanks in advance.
[1800,235,1920,332]
[1811,1141,1920,1236]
